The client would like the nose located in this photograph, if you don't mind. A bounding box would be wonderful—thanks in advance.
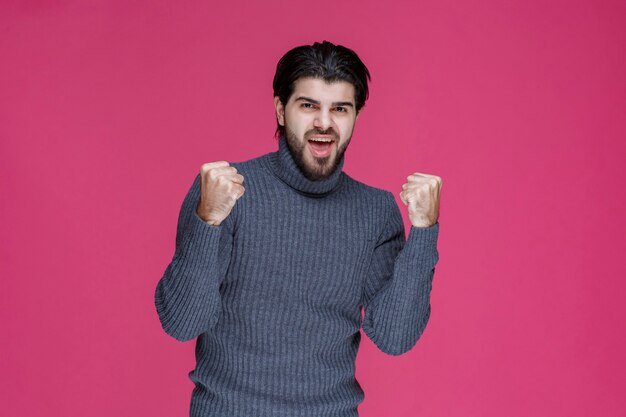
[313,109,332,131]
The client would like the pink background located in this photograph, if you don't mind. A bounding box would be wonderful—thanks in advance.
[1,1,625,416]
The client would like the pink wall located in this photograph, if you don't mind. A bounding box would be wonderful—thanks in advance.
[1,1,624,416]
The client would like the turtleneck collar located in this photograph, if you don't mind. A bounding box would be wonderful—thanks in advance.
[265,134,345,197]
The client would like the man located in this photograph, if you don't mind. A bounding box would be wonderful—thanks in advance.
[155,40,442,417]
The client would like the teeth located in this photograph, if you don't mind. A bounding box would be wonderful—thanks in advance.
[309,138,333,142]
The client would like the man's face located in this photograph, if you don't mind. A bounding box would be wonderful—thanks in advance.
[274,77,359,181]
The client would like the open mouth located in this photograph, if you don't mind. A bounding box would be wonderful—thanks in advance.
[307,137,335,158]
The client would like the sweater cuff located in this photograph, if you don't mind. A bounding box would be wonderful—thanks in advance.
[407,221,439,248]
[403,222,440,269]
[191,210,223,233]
[176,210,224,264]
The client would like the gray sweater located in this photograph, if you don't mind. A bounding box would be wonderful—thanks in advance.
[155,136,440,417]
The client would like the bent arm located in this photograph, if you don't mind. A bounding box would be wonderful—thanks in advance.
[361,192,440,356]
[154,174,234,342]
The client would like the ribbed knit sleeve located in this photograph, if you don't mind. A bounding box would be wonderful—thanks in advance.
[155,174,235,342]
[361,192,440,356]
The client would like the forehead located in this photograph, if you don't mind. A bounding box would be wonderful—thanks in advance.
[289,77,355,103]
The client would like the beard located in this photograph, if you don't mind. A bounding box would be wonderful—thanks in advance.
[284,126,351,181]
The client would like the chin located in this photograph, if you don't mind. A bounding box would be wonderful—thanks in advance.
[307,161,335,180]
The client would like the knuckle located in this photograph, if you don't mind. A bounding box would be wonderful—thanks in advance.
[232,185,244,198]
[201,164,213,175]
[203,161,229,170]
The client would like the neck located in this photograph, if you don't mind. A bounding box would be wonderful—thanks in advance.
[266,135,345,197]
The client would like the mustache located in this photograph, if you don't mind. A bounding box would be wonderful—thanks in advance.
[305,128,338,140]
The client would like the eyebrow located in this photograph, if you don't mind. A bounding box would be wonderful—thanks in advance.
[295,96,354,108]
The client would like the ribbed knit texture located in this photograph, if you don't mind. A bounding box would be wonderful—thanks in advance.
[155,136,440,417]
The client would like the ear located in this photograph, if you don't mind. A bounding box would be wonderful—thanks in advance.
[274,96,285,126]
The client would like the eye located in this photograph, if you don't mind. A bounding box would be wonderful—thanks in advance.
[301,103,316,109]
[334,106,347,113]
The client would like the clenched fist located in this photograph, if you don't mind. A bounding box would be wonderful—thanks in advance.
[399,172,442,228]
[196,161,245,226]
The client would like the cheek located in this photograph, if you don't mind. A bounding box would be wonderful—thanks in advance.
[339,120,355,137]
[287,113,311,133]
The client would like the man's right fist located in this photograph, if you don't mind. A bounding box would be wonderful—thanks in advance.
[196,161,245,226]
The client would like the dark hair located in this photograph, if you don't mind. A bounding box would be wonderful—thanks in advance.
[272,40,371,138]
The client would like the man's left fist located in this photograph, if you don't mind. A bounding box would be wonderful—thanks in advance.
[399,172,442,228]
